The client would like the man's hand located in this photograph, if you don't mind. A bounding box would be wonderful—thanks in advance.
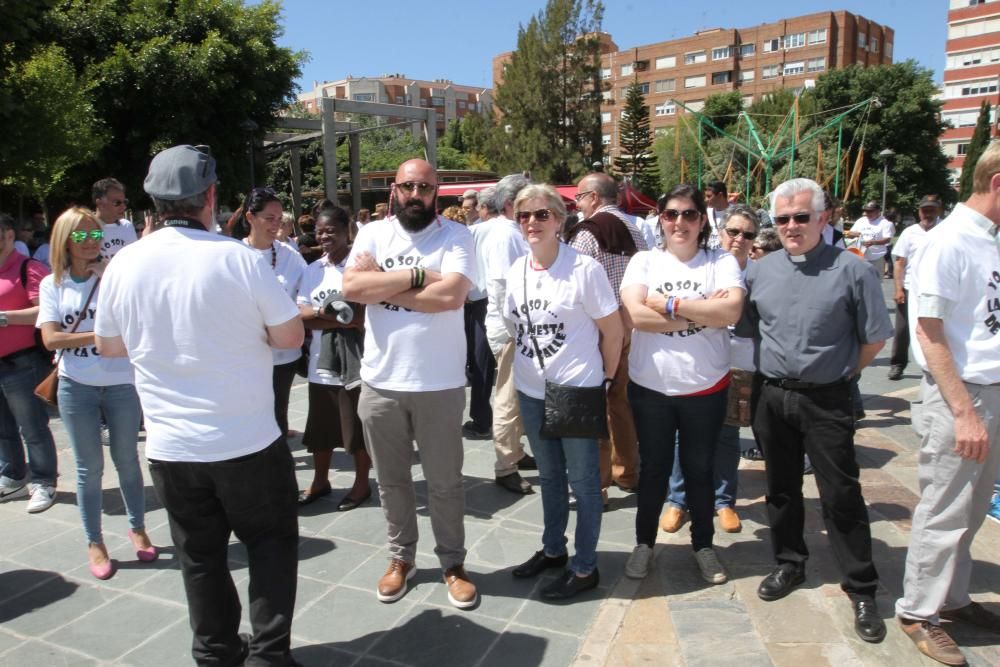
[352,251,380,272]
[954,411,990,463]
[894,287,906,305]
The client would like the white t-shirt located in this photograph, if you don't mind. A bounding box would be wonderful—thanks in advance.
[347,216,476,391]
[281,237,300,252]
[892,221,936,291]
[909,204,1000,384]
[94,227,300,462]
[244,239,307,365]
[36,274,133,387]
[505,246,619,400]
[851,216,895,261]
[468,217,500,302]
[639,214,660,250]
[100,220,138,260]
[482,215,528,353]
[296,254,347,387]
[621,248,745,395]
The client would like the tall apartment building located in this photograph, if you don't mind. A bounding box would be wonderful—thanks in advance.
[493,11,892,162]
[941,0,1000,182]
[296,75,493,135]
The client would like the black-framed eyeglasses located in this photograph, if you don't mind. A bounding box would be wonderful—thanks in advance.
[109,198,127,207]
[70,230,104,243]
[772,212,812,225]
[724,228,757,240]
[574,190,594,202]
[660,208,701,222]
[516,209,553,223]
[395,181,436,196]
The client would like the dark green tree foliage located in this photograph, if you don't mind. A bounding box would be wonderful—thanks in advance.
[491,0,604,183]
[614,77,658,196]
[43,0,305,205]
[702,91,744,138]
[958,100,992,200]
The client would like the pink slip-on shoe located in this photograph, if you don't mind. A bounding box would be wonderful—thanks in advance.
[128,530,158,562]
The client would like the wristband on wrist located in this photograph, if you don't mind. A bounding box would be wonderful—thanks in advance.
[417,267,425,288]
[673,298,682,319]
[409,268,417,289]
[665,295,675,319]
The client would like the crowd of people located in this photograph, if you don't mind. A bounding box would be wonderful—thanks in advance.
[0,141,996,667]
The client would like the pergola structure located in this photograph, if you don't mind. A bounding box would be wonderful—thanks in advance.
[267,97,438,216]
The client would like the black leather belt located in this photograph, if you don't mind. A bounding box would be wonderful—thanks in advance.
[761,376,849,390]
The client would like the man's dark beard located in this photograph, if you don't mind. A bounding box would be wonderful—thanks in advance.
[393,194,436,232]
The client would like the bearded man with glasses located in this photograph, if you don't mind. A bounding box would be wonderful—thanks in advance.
[735,177,893,644]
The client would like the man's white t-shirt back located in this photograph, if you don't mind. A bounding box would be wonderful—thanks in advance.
[94,227,300,462]
[347,216,476,391]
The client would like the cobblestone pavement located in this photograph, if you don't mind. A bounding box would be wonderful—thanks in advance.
[0,282,997,666]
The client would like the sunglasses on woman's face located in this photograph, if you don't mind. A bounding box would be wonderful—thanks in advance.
[516,209,553,223]
[70,230,104,243]
[660,208,700,222]
[724,228,757,240]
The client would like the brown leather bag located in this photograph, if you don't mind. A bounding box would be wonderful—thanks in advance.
[724,369,754,427]
[34,278,100,407]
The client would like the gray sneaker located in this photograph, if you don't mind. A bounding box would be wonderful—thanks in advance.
[695,547,728,584]
[0,476,29,502]
[625,544,653,579]
[26,484,56,514]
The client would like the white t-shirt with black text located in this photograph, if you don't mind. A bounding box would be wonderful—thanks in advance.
[483,216,529,353]
[296,255,347,387]
[36,274,133,386]
[347,216,476,392]
[892,221,936,291]
[622,248,745,395]
[100,220,138,260]
[505,245,619,400]
[244,239,307,365]
[851,216,894,261]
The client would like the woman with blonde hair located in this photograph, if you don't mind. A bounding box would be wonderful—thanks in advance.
[37,207,154,580]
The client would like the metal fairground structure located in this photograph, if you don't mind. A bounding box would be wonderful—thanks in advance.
[670,96,877,200]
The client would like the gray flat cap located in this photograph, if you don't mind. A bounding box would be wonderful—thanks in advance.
[144,145,217,200]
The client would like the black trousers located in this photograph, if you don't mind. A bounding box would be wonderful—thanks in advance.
[149,439,299,666]
[272,360,298,438]
[890,290,909,369]
[463,299,495,431]
[751,379,878,599]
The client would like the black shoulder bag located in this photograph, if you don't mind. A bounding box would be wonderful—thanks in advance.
[522,257,609,440]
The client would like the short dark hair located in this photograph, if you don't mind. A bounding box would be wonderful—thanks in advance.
[92,178,125,202]
[316,205,350,229]
[0,213,15,233]
[661,184,711,249]
[705,180,727,198]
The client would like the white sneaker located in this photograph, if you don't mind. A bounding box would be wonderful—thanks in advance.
[26,484,56,513]
[0,476,29,502]
[695,547,728,584]
[625,544,653,579]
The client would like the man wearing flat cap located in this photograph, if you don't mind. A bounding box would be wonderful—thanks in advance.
[95,145,305,666]
[845,201,895,278]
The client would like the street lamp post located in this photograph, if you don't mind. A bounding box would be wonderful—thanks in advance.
[879,148,895,212]
[239,119,259,189]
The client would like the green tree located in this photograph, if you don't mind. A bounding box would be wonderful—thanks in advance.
[491,0,604,183]
[614,78,658,196]
[958,100,992,200]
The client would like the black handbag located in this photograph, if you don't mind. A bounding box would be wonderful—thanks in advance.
[522,259,609,440]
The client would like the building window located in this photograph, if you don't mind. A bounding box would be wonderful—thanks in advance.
[869,37,878,53]
[621,63,634,76]
[602,90,614,102]
[959,81,999,96]
[858,33,867,49]
[457,100,466,109]
[655,55,676,69]
[886,42,893,59]
[740,69,755,82]
[740,43,756,57]
[687,100,705,112]
[742,95,754,106]
[638,82,650,94]
[807,57,826,72]
[807,28,827,44]
[602,133,611,146]
[783,61,805,76]
[783,32,805,49]
[762,64,779,79]
[419,98,429,106]
[654,78,676,93]
[601,67,612,79]
[654,101,676,116]
[712,46,731,60]
[685,74,707,88]
[431,96,444,106]
[957,143,970,155]
[353,93,375,102]
[601,111,611,123]
[395,96,405,104]
[684,50,707,65]
[712,71,732,84]
[763,38,780,53]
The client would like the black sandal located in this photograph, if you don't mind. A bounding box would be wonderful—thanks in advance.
[741,448,765,461]
[297,486,332,506]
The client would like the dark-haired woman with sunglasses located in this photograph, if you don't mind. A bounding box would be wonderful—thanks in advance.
[620,184,745,586]
[37,207,154,580]
[239,188,307,438]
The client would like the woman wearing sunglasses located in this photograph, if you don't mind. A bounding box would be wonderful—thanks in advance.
[36,208,154,579]
[237,187,307,439]
[504,184,623,600]
[620,184,745,585]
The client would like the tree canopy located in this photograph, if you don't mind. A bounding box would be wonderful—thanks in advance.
[613,77,658,196]
[958,100,991,200]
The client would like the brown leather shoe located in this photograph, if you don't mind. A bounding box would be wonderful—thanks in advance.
[443,565,478,609]
[941,601,1000,632]
[659,506,686,533]
[377,559,415,603]
[716,507,742,533]
[899,618,967,666]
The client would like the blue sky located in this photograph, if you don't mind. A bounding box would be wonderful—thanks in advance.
[273,0,948,93]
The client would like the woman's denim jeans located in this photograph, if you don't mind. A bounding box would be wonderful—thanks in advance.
[517,391,602,575]
[0,349,58,485]
[629,381,727,551]
[667,424,741,510]
[58,377,144,544]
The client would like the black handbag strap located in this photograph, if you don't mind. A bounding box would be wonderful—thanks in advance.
[522,257,548,374]
[54,277,101,363]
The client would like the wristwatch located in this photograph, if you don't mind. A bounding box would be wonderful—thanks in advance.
[0,313,8,327]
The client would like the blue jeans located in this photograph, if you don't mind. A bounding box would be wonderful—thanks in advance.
[629,381,727,551]
[667,424,741,510]
[517,392,602,576]
[58,377,144,544]
[0,349,57,485]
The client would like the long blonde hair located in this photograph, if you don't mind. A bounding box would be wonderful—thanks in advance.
[49,207,103,284]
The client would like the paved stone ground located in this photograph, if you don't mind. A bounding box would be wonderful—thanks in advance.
[0,282,997,666]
